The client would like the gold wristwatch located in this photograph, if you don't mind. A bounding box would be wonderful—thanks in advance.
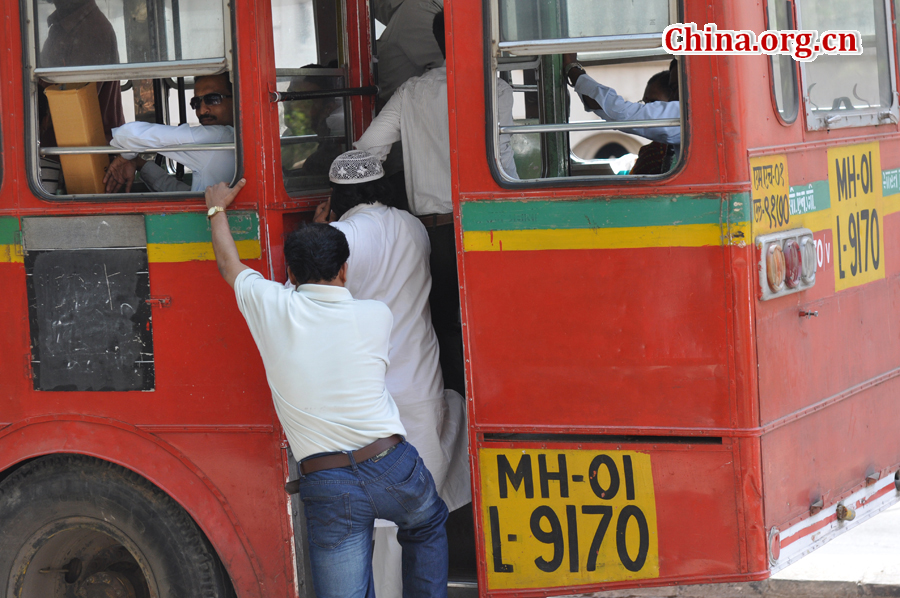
[207,206,225,219]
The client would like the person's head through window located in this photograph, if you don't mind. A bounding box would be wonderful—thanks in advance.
[641,66,678,104]
[193,73,234,127]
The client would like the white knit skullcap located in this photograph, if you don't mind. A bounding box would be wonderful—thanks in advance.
[329,150,384,184]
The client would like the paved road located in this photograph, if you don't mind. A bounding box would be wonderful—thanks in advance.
[450,503,900,598]
[570,502,900,598]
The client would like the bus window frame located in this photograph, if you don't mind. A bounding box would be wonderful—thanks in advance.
[765,0,800,125]
[796,0,900,131]
[21,0,241,202]
[270,0,355,198]
[483,0,687,188]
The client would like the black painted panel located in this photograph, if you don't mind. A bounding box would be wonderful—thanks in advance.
[26,249,154,391]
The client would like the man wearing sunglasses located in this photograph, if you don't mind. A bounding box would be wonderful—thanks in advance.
[104,73,235,193]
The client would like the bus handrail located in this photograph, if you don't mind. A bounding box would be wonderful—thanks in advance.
[40,143,235,156]
[498,34,662,56]
[271,86,378,102]
[280,135,344,145]
[34,57,228,84]
[500,119,681,134]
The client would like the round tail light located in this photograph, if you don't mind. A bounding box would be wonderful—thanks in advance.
[766,243,785,292]
[800,236,816,284]
[783,239,802,289]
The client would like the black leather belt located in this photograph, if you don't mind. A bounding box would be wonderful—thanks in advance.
[416,213,454,228]
[284,435,403,494]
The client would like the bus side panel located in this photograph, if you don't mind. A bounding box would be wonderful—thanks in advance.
[0,258,27,415]
[463,246,732,430]
[154,431,294,596]
[145,260,271,424]
[760,375,900,528]
[756,226,900,425]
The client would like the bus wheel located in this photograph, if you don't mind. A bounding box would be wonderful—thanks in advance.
[0,454,231,598]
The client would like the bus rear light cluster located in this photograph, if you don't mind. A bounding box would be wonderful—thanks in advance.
[758,228,816,301]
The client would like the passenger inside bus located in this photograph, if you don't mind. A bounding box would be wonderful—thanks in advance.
[372,0,444,109]
[103,73,235,193]
[281,65,346,181]
[370,0,445,209]
[38,0,125,148]
[629,67,680,175]
[37,0,126,193]
[564,55,681,148]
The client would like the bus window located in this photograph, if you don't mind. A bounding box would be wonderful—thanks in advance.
[487,0,683,183]
[25,0,235,198]
[796,0,898,130]
[766,0,799,124]
[271,0,350,194]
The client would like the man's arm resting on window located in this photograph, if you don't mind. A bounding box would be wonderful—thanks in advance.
[206,179,250,288]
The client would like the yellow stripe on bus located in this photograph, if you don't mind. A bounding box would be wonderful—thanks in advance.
[0,242,261,264]
[766,210,834,237]
[0,245,23,263]
[463,224,728,252]
[147,240,262,263]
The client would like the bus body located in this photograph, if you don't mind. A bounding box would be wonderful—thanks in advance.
[0,0,898,595]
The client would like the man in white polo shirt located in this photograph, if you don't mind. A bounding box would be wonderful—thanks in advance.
[204,178,449,598]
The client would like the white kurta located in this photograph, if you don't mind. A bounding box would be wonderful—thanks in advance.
[330,202,470,511]
[110,122,235,192]
[574,75,681,144]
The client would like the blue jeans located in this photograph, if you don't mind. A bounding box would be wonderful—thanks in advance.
[297,440,449,598]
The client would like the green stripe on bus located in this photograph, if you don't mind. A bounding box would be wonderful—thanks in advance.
[883,168,900,197]
[0,217,19,244]
[460,195,724,232]
[145,211,259,244]
[787,180,831,214]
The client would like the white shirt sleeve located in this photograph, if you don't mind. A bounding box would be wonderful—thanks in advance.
[233,269,287,364]
[111,122,234,173]
[573,75,681,145]
[497,78,519,179]
[354,87,404,161]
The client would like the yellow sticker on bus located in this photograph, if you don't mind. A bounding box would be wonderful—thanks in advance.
[479,448,659,590]
[750,154,791,235]
[828,143,886,292]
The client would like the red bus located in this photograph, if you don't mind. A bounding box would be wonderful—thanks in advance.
[1,0,899,596]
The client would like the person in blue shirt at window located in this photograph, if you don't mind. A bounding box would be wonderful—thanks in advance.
[564,55,681,146]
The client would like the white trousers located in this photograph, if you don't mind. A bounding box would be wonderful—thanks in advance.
[373,526,403,597]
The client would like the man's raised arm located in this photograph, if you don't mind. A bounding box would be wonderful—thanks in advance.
[205,179,249,288]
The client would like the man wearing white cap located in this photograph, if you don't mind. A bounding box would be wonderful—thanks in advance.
[315,150,470,597]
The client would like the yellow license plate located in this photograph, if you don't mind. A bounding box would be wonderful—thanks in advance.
[479,448,659,590]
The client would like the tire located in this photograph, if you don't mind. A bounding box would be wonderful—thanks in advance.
[0,454,232,598]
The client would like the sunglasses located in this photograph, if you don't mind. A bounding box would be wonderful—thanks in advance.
[190,93,232,110]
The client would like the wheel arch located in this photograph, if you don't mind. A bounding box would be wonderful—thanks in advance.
[0,415,268,598]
